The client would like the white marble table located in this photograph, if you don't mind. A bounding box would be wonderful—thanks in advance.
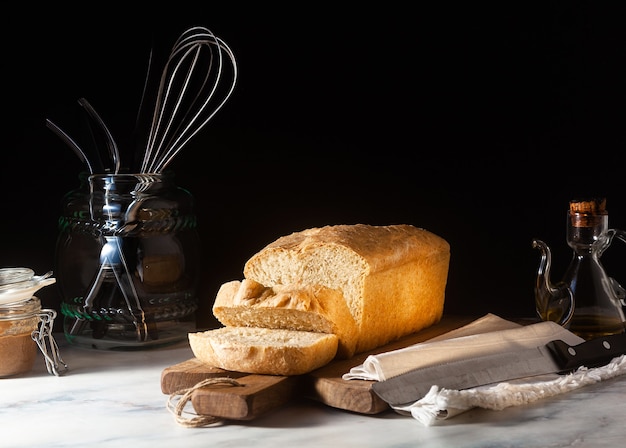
[2,336,626,448]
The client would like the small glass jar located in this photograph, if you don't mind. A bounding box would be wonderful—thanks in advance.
[0,296,66,377]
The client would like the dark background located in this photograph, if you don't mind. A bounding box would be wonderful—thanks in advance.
[2,3,626,330]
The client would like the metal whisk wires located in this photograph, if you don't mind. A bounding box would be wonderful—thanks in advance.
[140,26,238,174]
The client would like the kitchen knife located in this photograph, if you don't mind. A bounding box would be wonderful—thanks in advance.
[372,331,626,406]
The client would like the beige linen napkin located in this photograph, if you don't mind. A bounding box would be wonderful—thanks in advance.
[342,314,626,425]
[343,314,584,381]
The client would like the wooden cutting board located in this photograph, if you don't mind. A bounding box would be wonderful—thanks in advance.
[161,315,475,420]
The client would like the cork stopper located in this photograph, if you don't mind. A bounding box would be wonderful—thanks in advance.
[569,198,607,227]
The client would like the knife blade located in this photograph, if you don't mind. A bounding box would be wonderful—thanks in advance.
[372,331,626,406]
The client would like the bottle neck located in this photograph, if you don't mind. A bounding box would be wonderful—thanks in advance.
[567,211,609,248]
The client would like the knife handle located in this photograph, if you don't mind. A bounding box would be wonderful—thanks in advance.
[546,332,626,372]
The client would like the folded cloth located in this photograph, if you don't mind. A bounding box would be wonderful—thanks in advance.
[393,354,626,426]
[343,314,626,426]
[343,314,584,381]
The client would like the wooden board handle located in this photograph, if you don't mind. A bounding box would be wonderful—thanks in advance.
[191,375,297,420]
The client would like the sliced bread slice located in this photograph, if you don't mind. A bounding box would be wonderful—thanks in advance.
[188,327,338,376]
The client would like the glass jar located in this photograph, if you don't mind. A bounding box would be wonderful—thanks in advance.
[0,296,66,377]
[55,172,201,350]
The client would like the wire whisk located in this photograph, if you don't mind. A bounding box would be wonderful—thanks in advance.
[140,26,238,173]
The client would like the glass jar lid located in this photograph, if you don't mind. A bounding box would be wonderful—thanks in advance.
[0,268,35,286]
[0,268,56,306]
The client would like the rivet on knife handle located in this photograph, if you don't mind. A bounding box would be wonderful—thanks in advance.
[546,332,626,372]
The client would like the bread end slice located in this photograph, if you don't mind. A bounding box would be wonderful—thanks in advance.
[188,327,338,376]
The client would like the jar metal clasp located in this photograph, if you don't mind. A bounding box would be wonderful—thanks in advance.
[33,309,68,376]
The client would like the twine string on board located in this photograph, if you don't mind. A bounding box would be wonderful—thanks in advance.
[167,377,243,428]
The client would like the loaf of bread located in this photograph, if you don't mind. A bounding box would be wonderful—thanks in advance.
[212,278,358,358]
[190,223,450,375]
[188,327,338,376]
[243,224,450,354]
